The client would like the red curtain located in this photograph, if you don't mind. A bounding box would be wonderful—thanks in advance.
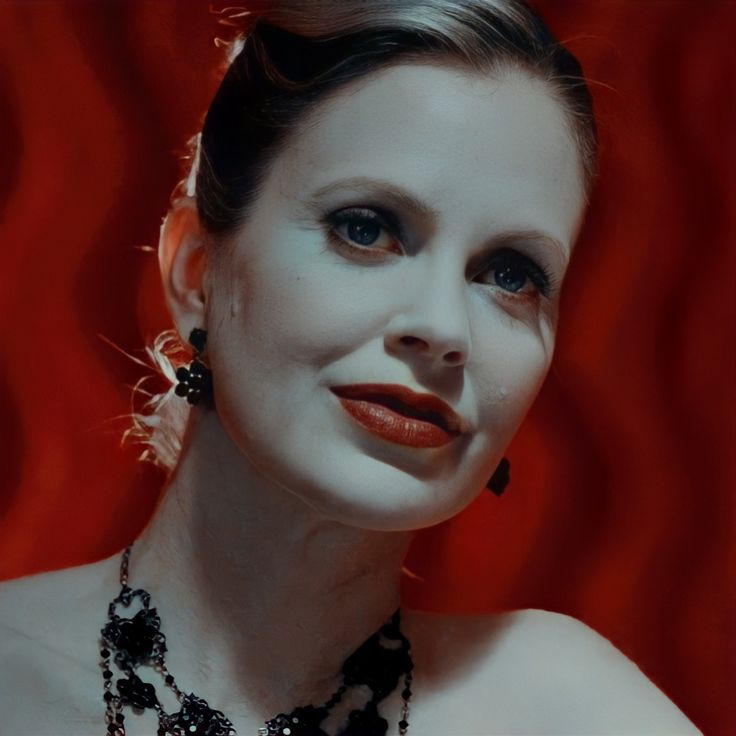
[0,2,732,733]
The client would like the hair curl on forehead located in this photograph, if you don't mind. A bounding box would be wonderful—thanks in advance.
[190,0,597,237]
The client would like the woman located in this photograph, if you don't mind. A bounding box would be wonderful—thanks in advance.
[0,1,704,734]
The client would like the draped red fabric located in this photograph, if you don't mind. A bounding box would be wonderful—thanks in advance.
[0,1,732,733]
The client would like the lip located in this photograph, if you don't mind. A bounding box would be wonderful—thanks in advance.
[330,383,467,448]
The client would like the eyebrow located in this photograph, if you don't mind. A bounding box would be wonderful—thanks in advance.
[308,176,441,220]
[487,230,569,268]
[307,176,568,264]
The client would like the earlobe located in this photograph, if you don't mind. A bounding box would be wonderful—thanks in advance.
[158,197,208,337]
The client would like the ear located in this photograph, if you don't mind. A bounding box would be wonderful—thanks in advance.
[158,197,208,343]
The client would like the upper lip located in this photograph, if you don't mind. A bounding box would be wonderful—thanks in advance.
[330,383,467,435]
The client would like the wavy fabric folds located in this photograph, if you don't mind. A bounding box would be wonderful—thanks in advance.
[0,1,732,733]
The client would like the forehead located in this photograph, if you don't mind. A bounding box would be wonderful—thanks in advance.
[269,62,585,250]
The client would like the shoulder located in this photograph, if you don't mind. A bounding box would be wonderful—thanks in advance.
[404,607,702,735]
[0,560,119,735]
[0,557,116,658]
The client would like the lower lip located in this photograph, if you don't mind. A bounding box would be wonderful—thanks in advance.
[336,397,457,448]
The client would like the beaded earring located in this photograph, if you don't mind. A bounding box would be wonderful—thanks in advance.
[174,328,213,406]
[486,457,511,496]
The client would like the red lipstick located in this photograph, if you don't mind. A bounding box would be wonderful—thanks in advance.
[330,384,465,448]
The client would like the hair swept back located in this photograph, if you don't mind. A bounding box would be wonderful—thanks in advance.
[126,0,597,472]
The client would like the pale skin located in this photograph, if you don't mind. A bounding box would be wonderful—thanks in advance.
[0,62,701,734]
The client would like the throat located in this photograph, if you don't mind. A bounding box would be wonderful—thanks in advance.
[100,544,414,736]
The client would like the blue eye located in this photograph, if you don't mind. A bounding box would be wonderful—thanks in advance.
[323,209,555,300]
[479,249,554,299]
[325,207,402,255]
[345,218,382,246]
[494,263,528,292]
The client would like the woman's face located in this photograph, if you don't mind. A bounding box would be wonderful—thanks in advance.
[203,62,586,531]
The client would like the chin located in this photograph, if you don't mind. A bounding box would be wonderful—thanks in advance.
[222,401,493,532]
[310,493,468,533]
[282,446,483,533]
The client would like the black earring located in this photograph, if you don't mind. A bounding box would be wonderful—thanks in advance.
[486,457,510,496]
[174,328,213,406]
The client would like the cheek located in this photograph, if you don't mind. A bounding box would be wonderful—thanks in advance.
[206,243,384,436]
[473,327,553,438]
[218,239,404,373]
[217,256,344,366]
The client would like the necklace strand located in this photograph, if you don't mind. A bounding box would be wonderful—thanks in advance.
[100,545,413,735]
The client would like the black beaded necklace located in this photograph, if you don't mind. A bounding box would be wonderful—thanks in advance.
[99,545,414,735]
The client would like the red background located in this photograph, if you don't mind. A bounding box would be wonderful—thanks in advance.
[0,1,733,733]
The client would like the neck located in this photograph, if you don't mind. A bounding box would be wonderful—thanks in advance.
[131,409,414,716]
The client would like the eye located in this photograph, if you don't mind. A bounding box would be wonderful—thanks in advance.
[324,207,402,256]
[477,248,554,299]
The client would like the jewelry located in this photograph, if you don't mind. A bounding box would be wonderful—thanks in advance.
[174,327,213,405]
[100,545,414,735]
[486,457,511,496]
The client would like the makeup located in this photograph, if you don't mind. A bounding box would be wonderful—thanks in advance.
[201,62,582,528]
[331,384,464,448]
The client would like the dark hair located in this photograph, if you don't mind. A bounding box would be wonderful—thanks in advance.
[194,0,597,237]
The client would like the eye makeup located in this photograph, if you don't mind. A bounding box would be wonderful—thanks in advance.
[323,206,404,258]
[476,247,557,299]
[318,203,562,301]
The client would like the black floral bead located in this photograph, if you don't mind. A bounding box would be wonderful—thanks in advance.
[342,632,413,700]
[167,693,235,736]
[175,360,213,405]
[102,607,163,666]
[341,700,389,736]
[117,674,158,710]
[263,705,331,735]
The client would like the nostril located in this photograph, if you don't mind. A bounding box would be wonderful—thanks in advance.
[397,337,464,365]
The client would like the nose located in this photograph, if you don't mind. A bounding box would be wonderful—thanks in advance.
[384,265,471,369]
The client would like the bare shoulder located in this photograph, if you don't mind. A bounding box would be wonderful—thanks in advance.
[0,558,119,735]
[495,609,701,733]
[403,607,702,735]
[0,556,117,657]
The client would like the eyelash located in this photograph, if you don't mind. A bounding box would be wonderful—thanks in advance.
[323,207,556,300]
[481,248,556,300]
[325,207,403,257]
